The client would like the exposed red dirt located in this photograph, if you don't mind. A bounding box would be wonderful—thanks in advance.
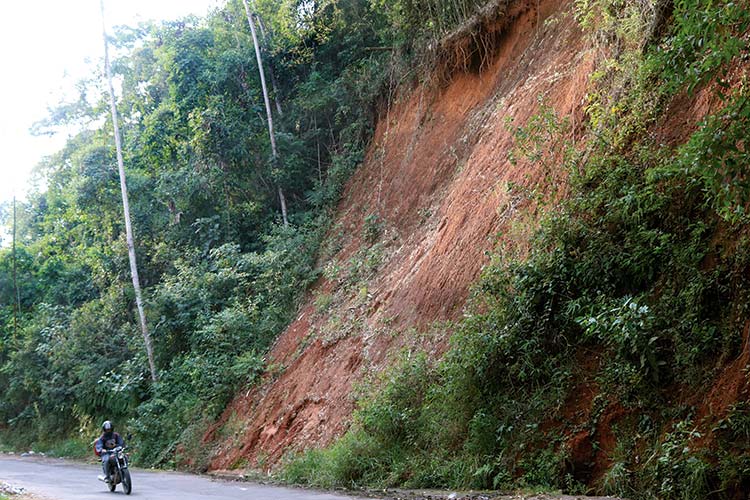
[557,312,750,486]
[590,403,628,479]
[545,349,628,485]
[563,413,624,487]
[695,321,750,437]
[655,61,750,148]
[202,0,750,485]
[204,0,596,472]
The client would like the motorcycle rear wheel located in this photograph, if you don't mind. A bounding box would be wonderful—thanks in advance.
[121,469,132,495]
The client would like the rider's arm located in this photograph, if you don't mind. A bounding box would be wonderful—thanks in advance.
[94,437,104,455]
[116,433,124,447]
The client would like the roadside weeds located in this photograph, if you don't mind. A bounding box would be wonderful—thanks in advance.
[207,470,625,500]
[0,480,52,500]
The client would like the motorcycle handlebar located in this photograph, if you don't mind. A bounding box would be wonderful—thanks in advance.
[102,445,127,453]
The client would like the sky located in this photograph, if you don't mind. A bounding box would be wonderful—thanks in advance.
[0,0,223,206]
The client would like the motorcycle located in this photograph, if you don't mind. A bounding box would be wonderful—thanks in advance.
[103,445,132,495]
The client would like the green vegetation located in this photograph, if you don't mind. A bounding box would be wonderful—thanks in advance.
[281,0,750,498]
[0,0,411,467]
[1,0,749,497]
[0,0,508,472]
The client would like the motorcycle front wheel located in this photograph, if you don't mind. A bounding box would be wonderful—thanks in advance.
[121,469,132,495]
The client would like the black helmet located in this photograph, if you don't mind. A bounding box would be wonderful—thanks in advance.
[102,420,114,432]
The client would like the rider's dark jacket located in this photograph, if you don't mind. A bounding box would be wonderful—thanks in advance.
[95,431,124,456]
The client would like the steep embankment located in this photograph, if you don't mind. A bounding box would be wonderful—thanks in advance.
[203,0,747,478]
[203,0,593,471]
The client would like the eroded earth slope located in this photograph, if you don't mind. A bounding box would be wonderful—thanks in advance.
[204,0,595,471]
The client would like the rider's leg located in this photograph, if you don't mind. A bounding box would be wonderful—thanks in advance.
[101,453,110,481]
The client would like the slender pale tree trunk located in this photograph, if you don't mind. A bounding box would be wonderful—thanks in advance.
[256,15,284,117]
[100,0,158,382]
[13,196,19,338]
[242,0,288,226]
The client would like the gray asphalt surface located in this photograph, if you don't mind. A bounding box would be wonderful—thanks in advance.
[0,454,370,500]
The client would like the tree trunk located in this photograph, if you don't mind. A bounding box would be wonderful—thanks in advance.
[100,0,158,382]
[242,0,288,226]
[13,196,19,339]
[256,14,284,117]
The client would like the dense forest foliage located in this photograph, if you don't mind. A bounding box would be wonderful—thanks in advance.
[2,0,750,498]
[0,0,499,464]
[0,0,426,462]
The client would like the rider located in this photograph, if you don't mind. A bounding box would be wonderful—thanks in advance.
[95,420,124,483]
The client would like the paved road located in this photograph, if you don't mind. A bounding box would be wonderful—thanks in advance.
[0,454,370,500]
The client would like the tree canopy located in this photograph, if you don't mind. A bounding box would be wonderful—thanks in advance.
[0,0,419,461]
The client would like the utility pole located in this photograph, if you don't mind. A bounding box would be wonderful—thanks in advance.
[100,0,158,382]
[242,0,288,226]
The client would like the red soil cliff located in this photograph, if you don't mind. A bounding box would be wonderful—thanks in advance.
[204,0,597,471]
